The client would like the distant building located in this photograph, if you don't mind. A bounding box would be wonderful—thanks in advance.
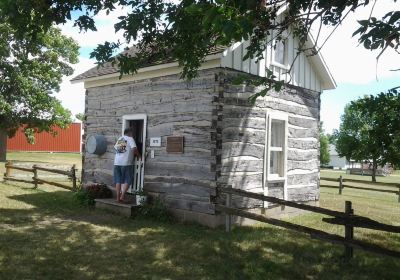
[326,144,360,170]
[7,123,82,153]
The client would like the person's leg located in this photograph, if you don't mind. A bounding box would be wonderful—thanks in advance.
[114,165,122,202]
[116,183,121,202]
[120,165,133,202]
[120,183,129,202]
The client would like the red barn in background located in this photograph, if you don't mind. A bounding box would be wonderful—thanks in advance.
[7,123,82,153]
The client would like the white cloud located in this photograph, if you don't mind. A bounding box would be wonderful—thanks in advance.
[317,1,400,84]
[56,6,130,121]
[320,101,342,134]
[55,58,95,119]
[60,5,128,49]
[94,5,130,22]
[61,21,124,49]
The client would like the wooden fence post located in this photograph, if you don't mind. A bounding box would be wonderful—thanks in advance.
[71,164,77,191]
[5,161,12,179]
[344,201,354,260]
[33,165,38,189]
[339,175,343,195]
[398,185,400,203]
[225,185,232,232]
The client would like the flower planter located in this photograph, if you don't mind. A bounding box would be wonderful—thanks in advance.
[136,194,147,205]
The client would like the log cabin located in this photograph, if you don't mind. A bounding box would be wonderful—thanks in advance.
[72,30,335,226]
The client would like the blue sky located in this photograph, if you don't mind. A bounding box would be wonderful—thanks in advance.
[321,76,400,134]
[58,2,400,132]
[77,47,94,58]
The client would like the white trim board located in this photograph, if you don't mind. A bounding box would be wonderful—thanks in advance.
[73,55,222,88]
[122,114,147,192]
[122,113,148,155]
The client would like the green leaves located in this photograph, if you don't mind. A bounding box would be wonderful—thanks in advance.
[90,41,121,65]
[232,68,285,103]
[2,0,398,110]
[353,10,400,52]
[0,22,78,140]
[335,87,400,172]
[319,122,330,165]
[74,15,97,32]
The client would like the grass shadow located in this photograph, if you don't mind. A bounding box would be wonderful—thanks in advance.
[1,188,399,280]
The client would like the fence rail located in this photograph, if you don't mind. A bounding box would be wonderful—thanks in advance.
[217,186,400,260]
[34,166,73,176]
[320,176,400,202]
[3,161,77,191]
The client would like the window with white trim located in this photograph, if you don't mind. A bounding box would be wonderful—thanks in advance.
[266,114,288,181]
[271,39,288,68]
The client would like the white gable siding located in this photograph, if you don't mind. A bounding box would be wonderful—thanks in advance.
[221,34,323,92]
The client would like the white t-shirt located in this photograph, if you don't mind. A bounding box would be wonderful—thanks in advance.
[114,135,137,166]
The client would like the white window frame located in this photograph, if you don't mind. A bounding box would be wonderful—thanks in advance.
[271,37,289,70]
[263,111,288,205]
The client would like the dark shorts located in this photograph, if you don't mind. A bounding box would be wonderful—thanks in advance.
[113,165,133,185]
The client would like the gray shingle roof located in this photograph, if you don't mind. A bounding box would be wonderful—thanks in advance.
[71,46,225,82]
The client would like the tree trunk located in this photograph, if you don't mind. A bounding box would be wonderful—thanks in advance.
[371,159,377,182]
[0,129,7,162]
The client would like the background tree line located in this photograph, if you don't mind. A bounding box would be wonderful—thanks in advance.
[332,87,400,182]
[0,0,398,161]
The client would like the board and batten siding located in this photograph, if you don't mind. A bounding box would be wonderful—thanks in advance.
[83,69,220,216]
[220,35,323,92]
[217,69,320,208]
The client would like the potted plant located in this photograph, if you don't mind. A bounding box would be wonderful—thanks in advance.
[134,189,147,205]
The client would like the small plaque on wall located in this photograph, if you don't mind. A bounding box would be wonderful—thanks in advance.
[166,136,184,153]
[150,137,161,147]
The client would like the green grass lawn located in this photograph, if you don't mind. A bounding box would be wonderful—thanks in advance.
[2,151,82,168]
[1,152,82,185]
[321,169,400,185]
[0,153,399,279]
[1,183,399,280]
[1,151,82,176]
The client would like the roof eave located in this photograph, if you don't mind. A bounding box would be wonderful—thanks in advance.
[70,53,224,84]
[305,35,337,90]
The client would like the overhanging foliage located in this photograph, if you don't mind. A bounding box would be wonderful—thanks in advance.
[1,1,399,93]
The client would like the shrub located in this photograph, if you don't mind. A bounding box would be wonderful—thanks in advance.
[86,183,112,200]
[137,196,173,223]
[74,184,112,206]
[73,188,91,206]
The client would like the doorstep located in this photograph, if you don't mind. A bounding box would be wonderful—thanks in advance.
[95,198,141,217]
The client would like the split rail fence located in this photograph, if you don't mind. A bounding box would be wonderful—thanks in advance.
[3,161,78,191]
[321,176,400,202]
[216,186,400,260]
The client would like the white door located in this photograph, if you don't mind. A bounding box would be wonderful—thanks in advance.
[122,114,147,193]
[132,157,144,193]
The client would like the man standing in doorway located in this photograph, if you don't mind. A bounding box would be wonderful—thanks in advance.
[114,128,141,203]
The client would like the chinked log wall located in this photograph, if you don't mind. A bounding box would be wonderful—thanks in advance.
[84,68,321,219]
[84,69,219,215]
[217,69,321,208]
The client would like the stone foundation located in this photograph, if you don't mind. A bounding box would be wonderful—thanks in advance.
[229,200,320,226]
[168,200,319,228]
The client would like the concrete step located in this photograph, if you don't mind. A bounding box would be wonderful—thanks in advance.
[95,198,141,217]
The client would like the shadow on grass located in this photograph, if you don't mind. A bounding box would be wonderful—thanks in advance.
[1,190,399,280]
[320,189,399,207]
